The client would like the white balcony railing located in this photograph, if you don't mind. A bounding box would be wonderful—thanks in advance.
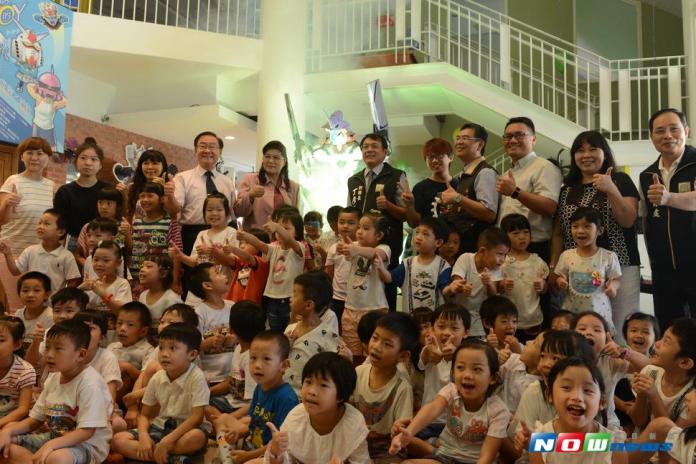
[307,0,688,141]
[82,0,261,37]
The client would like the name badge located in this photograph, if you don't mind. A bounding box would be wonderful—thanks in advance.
[678,181,692,193]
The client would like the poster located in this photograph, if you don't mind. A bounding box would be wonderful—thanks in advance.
[0,0,72,152]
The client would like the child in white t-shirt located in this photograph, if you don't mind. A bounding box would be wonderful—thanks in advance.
[555,207,621,328]
[137,255,182,336]
[0,319,113,464]
[265,352,370,463]
[190,263,235,384]
[13,272,53,354]
[497,330,543,414]
[444,227,509,337]
[81,218,130,282]
[391,339,511,463]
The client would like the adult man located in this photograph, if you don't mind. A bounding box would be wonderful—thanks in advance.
[640,108,696,327]
[496,117,562,261]
[173,131,237,255]
[347,133,409,310]
[441,123,499,252]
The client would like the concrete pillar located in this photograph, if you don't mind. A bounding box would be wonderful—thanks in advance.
[683,0,696,140]
[256,0,307,178]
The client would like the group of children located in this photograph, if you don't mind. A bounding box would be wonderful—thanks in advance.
[0,179,693,464]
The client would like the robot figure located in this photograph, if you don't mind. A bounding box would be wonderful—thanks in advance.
[34,2,69,30]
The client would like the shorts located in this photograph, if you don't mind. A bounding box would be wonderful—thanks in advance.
[209,395,238,414]
[426,449,474,464]
[17,432,92,464]
[128,419,213,445]
[342,308,386,357]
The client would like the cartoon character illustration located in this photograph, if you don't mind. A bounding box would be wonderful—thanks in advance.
[0,395,13,415]
[27,65,66,151]
[33,2,68,30]
[0,32,9,60]
[10,5,48,93]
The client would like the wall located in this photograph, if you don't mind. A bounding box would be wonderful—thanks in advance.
[641,4,684,57]
[507,0,574,43]
[576,0,639,59]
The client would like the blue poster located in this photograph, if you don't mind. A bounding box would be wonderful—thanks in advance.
[0,0,72,152]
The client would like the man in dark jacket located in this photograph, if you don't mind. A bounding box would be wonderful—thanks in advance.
[640,108,696,329]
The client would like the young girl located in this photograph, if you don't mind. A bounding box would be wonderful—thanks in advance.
[555,207,622,329]
[15,272,53,353]
[339,212,391,358]
[118,149,177,221]
[235,208,305,332]
[0,316,36,430]
[529,357,626,464]
[389,338,510,463]
[572,311,650,431]
[265,352,370,463]
[78,240,133,341]
[614,313,658,432]
[500,213,548,341]
[75,187,128,266]
[438,228,461,267]
[138,255,182,335]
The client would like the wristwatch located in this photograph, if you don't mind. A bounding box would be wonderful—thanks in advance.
[454,193,462,204]
[511,187,521,199]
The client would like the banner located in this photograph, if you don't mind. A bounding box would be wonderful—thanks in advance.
[0,0,72,152]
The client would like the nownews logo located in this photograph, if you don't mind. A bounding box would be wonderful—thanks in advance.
[529,432,673,453]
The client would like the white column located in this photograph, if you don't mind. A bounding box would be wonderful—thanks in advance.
[682,0,696,138]
[256,0,307,178]
[499,23,511,89]
[599,66,612,132]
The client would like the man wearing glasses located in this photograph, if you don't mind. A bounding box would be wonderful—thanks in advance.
[496,117,562,262]
[173,131,237,256]
[442,123,499,253]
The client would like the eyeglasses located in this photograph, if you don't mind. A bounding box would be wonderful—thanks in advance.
[502,132,531,142]
[263,154,284,162]
[197,144,220,152]
[426,153,450,161]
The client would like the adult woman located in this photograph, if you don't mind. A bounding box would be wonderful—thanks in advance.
[234,140,300,230]
[550,130,640,340]
[0,137,56,309]
[53,138,110,252]
[116,149,178,221]
[403,138,458,227]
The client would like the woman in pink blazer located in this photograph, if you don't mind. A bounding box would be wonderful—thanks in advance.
[234,141,300,230]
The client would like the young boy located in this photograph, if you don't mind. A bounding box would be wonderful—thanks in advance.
[410,307,434,409]
[14,272,53,353]
[352,312,418,462]
[190,263,235,384]
[107,302,154,397]
[284,271,347,394]
[0,209,80,293]
[550,310,574,331]
[377,217,451,313]
[215,331,299,464]
[497,330,544,414]
[319,205,342,251]
[438,228,461,267]
[304,211,326,269]
[216,228,270,306]
[324,206,360,328]
[112,323,210,462]
[82,218,129,280]
[481,295,522,354]
[209,300,266,417]
[129,181,183,287]
[444,227,510,337]
[0,319,113,464]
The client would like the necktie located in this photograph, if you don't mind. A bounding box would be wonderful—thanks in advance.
[366,170,376,190]
[205,171,218,195]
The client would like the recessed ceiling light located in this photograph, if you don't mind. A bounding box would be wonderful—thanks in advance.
[224,136,236,140]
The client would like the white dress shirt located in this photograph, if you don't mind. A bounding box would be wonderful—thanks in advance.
[174,165,236,225]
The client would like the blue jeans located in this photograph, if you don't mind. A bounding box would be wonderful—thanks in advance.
[265,297,290,332]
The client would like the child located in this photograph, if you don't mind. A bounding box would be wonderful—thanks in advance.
[209,300,265,416]
[324,206,360,330]
[129,181,183,288]
[500,213,548,339]
[265,352,370,463]
[497,330,544,414]
[319,205,342,251]
[357,310,385,356]
[190,263,235,384]
[304,210,326,269]
[529,357,626,464]
[481,295,522,354]
[352,312,418,462]
[217,331,299,464]
[438,227,461,267]
[0,316,36,429]
[550,309,574,331]
[0,209,80,292]
[235,208,305,332]
[0,319,112,464]
[14,272,53,352]
[137,255,182,332]
[389,339,511,463]
[418,303,471,440]
[444,227,510,337]
[76,186,127,264]
[572,311,649,431]
[555,207,622,329]
[82,218,129,281]
[377,217,451,313]
[217,228,270,306]
[284,271,347,394]
[107,302,154,397]
[410,307,434,409]
[112,323,210,462]
[339,212,391,357]
[630,317,696,429]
